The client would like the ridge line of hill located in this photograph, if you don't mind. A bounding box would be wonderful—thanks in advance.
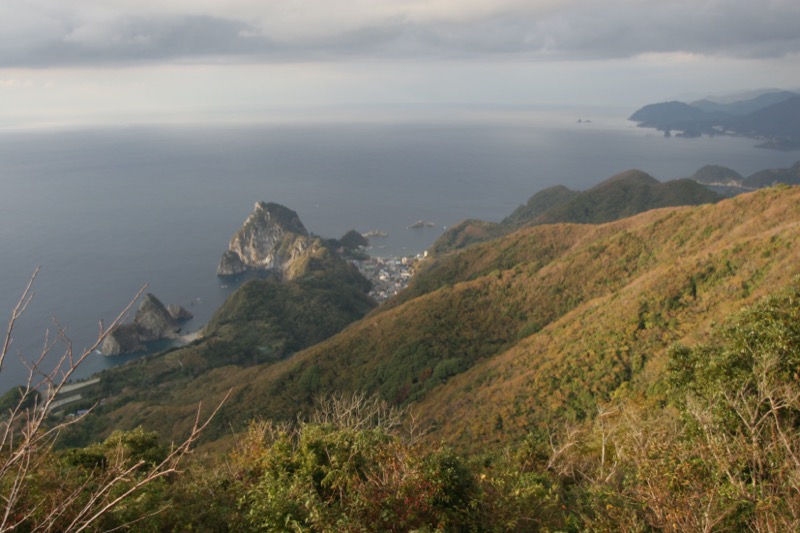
[59,183,800,452]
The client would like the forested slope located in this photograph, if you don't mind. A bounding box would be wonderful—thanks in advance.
[66,185,800,453]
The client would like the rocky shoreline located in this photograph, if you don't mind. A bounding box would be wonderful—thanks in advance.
[101,293,193,356]
[106,202,423,355]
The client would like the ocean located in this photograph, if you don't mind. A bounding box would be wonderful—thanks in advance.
[1,109,798,392]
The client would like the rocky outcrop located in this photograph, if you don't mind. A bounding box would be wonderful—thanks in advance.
[102,294,191,356]
[217,250,247,276]
[217,201,319,279]
[134,293,178,338]
[167,304,193,321]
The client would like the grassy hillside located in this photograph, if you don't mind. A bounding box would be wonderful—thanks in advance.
[63,185,800,453]
[413,185,800,446]
[501,184,578,228]
[533,170,719,224]
[428,218,505,255]
[21,279,800,531]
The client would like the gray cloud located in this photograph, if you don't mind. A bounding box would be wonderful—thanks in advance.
[2,15,276,67]
[542,1,800,59]
[2,1,800,67]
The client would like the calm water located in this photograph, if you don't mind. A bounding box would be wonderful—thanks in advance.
[1,112,798,391]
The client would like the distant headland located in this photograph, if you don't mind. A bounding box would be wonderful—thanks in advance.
[629,89,800,150]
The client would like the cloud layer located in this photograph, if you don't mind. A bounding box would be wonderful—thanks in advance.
[3,0,800,67]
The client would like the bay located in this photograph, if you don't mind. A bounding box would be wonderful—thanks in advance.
[1,110,797,392]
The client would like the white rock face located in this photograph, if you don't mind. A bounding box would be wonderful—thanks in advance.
[217,202,314,277]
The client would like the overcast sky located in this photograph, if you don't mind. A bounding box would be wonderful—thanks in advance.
[2,0,799,127]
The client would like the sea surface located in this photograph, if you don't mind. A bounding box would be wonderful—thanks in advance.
[1,109,798,392]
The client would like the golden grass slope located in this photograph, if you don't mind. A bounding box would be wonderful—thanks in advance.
[80,186,800,450]
[413,185,800,446]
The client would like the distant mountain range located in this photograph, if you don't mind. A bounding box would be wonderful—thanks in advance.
[430,169,720,254]
[630,89,800,149]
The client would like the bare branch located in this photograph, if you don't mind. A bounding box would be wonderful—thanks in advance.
[0,275,222,532]
[70,389,230,533]
[1,267,40,373]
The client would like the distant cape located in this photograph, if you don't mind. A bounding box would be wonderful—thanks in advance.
[629,90,800,149]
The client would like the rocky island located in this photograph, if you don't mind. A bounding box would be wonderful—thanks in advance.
[408,220,436,229]
[101,293,192,355]
[217,201,324,279]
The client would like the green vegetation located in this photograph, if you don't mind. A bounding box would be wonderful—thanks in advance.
[428,218,505,255]
[501,184,578,228]
[338,229,369,250]
[691,164,744,185]
[206,250,373,362]
[321,229,370,260]
[0,385,39,413]
[19,285,800,531]
[533,172,719,225]
[6,176,800,529]
[433,169,720,254]
[55,185,800,456]
[58,243,374,447]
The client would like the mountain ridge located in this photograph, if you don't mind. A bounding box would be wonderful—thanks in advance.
[62,183,800,452]
[433,168,720,254]
[690,89,799,116]
[689,160,800,195]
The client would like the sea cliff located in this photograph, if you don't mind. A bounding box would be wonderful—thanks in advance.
[217,202,318,278]
[101,293,192,355]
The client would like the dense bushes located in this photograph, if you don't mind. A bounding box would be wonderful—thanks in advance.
[24,283,800,531]
[11,186,800,530]
[19,278,800,531]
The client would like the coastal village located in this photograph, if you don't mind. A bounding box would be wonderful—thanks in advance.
[354,252,425,303]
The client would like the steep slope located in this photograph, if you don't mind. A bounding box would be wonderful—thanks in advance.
[687,161,800,196]
[101,293,192,355]
[68,186,800,451]
[59,211,376,446]
[217,202,315,277]
[413,186,800,446]
[428,219,505,255]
